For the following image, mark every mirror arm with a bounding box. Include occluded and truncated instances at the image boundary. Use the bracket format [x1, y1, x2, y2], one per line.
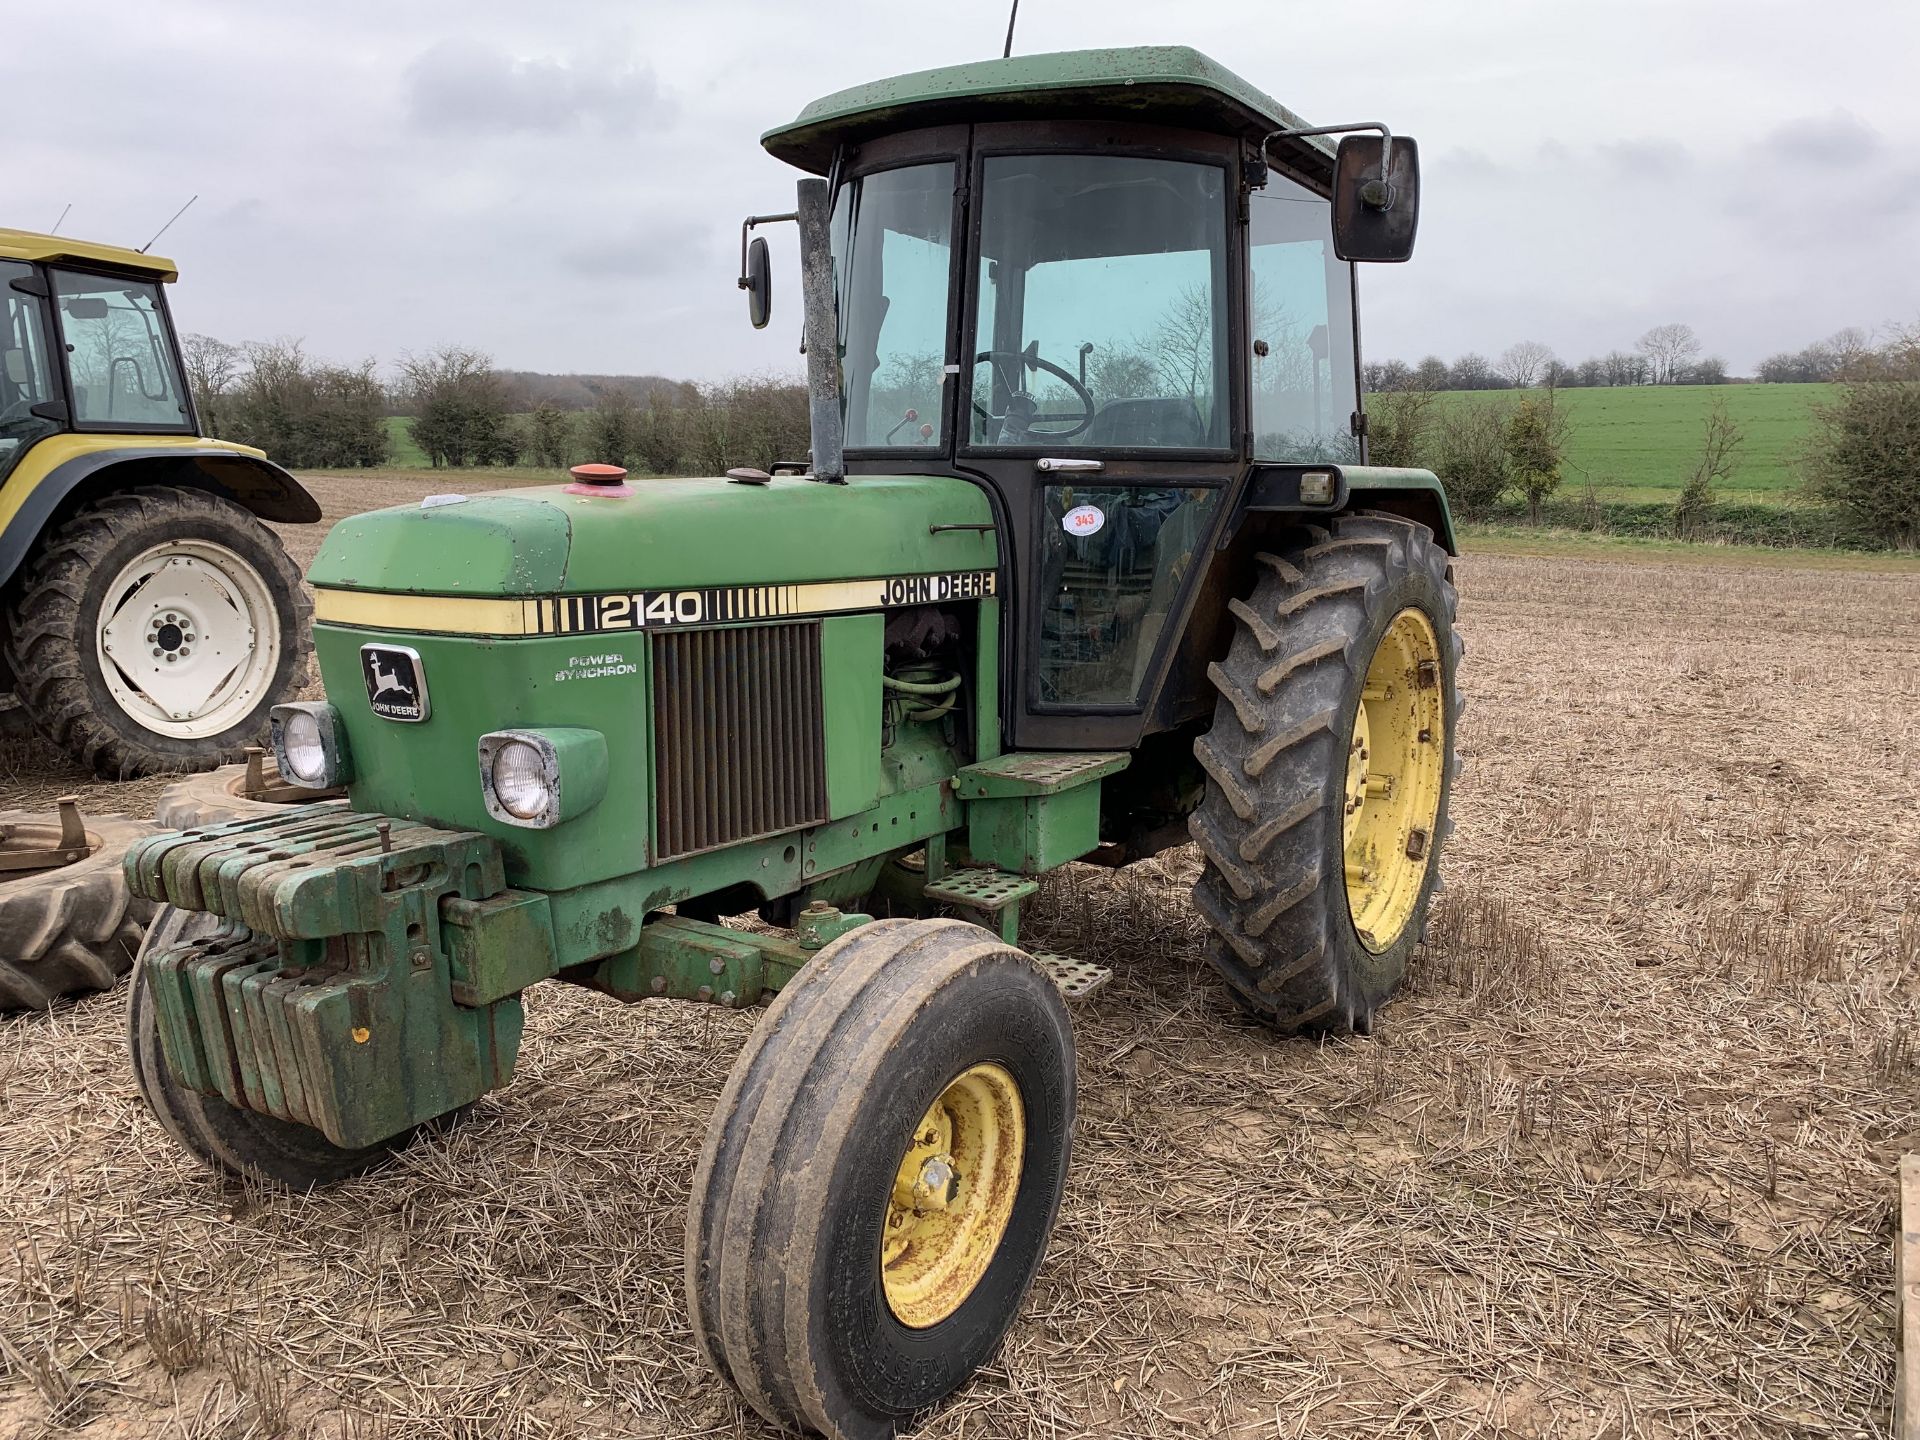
[1259, 122, 1396, 209]
[736, 211, 798, 290]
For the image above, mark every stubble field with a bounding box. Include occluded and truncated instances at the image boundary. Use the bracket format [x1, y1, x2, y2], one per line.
[2, 471, 1918, 1438]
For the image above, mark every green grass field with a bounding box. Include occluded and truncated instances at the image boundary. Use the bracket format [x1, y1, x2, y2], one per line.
[380, 383, 1833, 514]
[1444, 383, 1825, 502]
[383, 415, 430, 468]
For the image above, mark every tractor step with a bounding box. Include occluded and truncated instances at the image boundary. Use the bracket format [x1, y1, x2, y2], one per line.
[1031, 952, 1111, 1002]
[922, 866, 1038, 913]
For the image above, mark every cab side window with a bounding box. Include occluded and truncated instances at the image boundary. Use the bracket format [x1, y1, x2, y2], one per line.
[50, 270, 190, 429]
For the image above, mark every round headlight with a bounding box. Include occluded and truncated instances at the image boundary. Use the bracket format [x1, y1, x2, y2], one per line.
[280, 710, 327, 785]
[490, 740, 551, 820]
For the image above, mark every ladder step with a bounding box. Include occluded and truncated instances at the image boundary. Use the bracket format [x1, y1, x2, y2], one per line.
[922, 866, 1038, 914]
[1031, 953, 1111, 1002]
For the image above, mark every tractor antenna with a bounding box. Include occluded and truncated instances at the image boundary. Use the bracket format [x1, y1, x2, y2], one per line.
[139, 194, 198, 254]
[1002, 0, 1019, 57]
[48, 203, 71, 236]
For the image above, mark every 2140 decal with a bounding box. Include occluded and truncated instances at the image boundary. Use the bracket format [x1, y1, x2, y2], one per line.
[526, 570, 998, 636]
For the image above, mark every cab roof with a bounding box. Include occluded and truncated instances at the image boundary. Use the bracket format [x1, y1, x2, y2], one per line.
[763, 45, 1333, 181]
[0, 228, 178, 282]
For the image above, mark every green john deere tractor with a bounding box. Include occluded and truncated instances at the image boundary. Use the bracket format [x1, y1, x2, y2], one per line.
[124, 47, 1459, 1439]
[0, 229, 318, 776]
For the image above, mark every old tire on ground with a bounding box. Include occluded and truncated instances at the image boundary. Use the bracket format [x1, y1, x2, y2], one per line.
[687, 917, 1076, 1440]
[0, 810, 158, 1011]
[154, 756, 344, 830]
[127, 906, 464, 1189]
[1190, 512, 1461, 1035]
[4, 485, 311, 779]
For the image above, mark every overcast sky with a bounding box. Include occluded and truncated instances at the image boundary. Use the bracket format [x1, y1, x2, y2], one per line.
[12, 1, 1919, 380]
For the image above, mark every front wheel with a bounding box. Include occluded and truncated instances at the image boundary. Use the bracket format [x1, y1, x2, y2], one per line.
[5, 485, 311, 778]
[1190, 511, 1461, 1034]
[686, 918, 1076, 1439]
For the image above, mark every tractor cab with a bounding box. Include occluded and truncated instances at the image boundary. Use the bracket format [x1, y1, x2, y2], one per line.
[752, 47, 1428, 750]
[0, 233, 196, 484]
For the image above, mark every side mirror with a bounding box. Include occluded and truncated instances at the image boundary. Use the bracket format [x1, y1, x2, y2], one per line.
[741, 235, 772, 330]
[1332, 134, 1420, 263]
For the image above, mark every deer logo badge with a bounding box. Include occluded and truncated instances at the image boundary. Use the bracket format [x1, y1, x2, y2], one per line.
[361, 645, 429, 722]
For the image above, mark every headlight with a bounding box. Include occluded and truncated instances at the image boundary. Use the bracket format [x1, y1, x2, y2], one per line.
[477, 728, 608, 830]
[269, 703, 351, 788]
[490, 741, 550, 820]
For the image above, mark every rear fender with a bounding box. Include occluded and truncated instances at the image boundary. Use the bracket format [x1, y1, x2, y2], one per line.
[0, 442, 320, 590]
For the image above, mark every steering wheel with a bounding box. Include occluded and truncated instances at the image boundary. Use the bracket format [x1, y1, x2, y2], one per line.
[971, 342, 1097, 442]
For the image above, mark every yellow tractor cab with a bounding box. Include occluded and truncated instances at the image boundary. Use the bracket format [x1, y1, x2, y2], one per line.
[0, 229, 317, 776]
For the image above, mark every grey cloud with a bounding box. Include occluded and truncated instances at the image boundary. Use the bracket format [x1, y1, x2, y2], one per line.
[560, 216, 717, 278]
[404, 39, 664, 136]
[1763, 110, 1883, 168]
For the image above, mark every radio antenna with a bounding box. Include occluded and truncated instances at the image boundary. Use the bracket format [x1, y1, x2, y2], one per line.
[1002, 0, 1019, 57]
[139, 194, 198, 253]
[48, 203, 72, 236]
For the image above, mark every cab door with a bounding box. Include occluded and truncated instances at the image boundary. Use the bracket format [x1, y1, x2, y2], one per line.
[954, 123, 1246, 751]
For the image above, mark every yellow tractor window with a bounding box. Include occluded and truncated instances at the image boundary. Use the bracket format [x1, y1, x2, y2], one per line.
[1, 260, 62, 480]
[50, 269, 191, 431]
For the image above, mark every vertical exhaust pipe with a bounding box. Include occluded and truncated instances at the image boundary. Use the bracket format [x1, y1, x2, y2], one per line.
[795, 178, 845, 483]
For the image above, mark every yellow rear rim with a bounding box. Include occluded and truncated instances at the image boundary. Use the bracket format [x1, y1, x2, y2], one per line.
[1343, 608, 1446, 952]
[880, 1062, 1025, 1329]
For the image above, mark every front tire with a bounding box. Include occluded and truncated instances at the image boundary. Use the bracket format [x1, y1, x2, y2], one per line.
[686, 918, 1076, 1439]
[5, 486, 311, 778]
[1190, 512, 1461, 1034]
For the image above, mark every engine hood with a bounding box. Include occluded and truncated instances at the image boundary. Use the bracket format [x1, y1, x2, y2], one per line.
[309, 472, 999, 596]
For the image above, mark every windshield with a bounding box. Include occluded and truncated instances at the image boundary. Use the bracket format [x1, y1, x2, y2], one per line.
[1249, 176, 1358, 461]
[1, 261, 62, 483]
[970, 154, 1229, 451]
[51, 268, 191, 430]
[833, 162, 955, 450]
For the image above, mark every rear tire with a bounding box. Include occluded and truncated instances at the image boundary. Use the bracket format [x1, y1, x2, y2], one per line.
[686, 917, 1076, 1440]
[4, 486, 311, 779]
[0, 810, 157, 1011]
[154, 755, 343, 830]
[1190, 512, 1461, 1034]
[127, 907, 462, 1189]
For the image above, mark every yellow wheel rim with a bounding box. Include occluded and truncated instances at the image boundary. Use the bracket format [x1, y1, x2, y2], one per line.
[880, 1062, 1025, 1329]
[1343, 608, 1446, 952]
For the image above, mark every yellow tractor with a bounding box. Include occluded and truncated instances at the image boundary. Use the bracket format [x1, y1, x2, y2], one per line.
[0, 228, 316, 776]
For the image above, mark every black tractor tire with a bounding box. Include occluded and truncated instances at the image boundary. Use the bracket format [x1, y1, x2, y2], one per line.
[4, 485, 312, 779]
[1190, 512, 1461, 1035]
[0, 811, 158, 1011]
[127, 906, 465, 1189]
[154, 756, 344, 831]
[687, 917, 1076, 1440]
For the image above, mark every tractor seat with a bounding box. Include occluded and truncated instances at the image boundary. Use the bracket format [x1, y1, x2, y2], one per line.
[1086, 398, 1208, 448]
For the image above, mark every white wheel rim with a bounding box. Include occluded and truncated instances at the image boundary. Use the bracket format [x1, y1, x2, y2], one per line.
[95, 540, 282, 739]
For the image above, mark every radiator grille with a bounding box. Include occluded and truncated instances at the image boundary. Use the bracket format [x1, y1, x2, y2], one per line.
[651, 621, 828, 860]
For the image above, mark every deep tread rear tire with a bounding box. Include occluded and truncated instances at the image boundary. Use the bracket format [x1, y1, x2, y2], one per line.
[154, 759, 343, 830]
[127, 907, 464, 1189]
[3, 486, 311, 779]
[1190, 512, 1461, 1034]
[686, 917, 1076, 1440]
[0, 811, 158, 1011]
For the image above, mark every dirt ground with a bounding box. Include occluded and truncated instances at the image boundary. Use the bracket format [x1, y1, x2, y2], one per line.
[3, 472, 1918, 1438]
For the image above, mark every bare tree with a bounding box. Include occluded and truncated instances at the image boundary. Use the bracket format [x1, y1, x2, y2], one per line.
[180, 333, 243, 437]
[1497, 340, 1556, 389]
[1674, 398, 1742, 538]
[1635, 323, 1702, 385]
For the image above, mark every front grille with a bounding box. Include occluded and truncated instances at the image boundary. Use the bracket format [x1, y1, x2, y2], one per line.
[651, 621, 828, 860]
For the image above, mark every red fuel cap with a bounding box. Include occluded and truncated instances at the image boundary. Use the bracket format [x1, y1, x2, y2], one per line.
[565, 463, 634, 497]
